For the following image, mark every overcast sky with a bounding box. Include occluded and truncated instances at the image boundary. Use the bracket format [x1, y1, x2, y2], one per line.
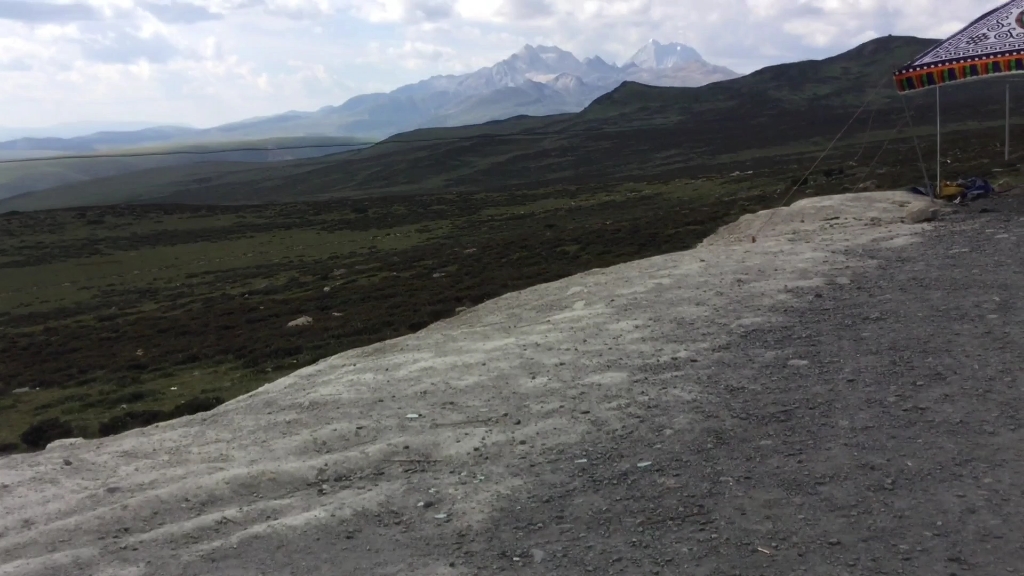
[0, 0, 992, 129]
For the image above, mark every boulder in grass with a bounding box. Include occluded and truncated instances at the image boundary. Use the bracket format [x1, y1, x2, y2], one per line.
[287, 316, 313, 328]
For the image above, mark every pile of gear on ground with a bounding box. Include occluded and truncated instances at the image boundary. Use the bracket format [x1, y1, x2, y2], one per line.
[908, 177, 998, 204]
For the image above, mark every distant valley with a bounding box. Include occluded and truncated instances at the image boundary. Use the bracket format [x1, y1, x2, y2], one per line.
[0, 137, 370, 203]
[0, 39, 736, 203]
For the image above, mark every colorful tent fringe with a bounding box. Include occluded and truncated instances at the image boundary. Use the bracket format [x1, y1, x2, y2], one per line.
[895, 0, 1024, 93]
[896, 56, 1024, 92]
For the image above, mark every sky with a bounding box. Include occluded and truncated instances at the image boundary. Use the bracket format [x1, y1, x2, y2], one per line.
[0, 0, 996, 129]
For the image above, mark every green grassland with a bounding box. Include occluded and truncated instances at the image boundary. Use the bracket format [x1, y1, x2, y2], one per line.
[0, 179, 768, 448]
[2, 126, 1021, 450]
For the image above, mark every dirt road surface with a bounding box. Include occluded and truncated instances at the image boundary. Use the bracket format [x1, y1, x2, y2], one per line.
[2, 190, 1023, 576]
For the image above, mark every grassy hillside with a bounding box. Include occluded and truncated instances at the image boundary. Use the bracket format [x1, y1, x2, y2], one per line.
[0, 136, 372, 204]
[2, 117, 1022, 451]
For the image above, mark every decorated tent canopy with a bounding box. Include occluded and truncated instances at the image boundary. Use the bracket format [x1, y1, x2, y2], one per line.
[895, 0, 1024, 93]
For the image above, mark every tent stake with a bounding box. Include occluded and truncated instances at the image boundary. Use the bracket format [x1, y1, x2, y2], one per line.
[936, 85, 941, 194]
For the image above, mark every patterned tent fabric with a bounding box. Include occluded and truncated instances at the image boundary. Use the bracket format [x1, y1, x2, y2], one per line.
[895, 0, 1024, 93]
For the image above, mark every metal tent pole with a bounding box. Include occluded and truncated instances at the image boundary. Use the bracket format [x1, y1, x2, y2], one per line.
[1007, 83, 1011, 161]
[936, 85, 941, 195]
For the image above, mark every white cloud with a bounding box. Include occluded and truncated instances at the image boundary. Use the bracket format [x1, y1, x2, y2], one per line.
[0, 0, 1000, 129]
[0, 0, 101, 23]
[351, 0, 456, 23]
[34, 23, 85, 41]
[138, 1, 224, 24]
[262, 0, 334, 19]
[288, 59, 328, 81]
[359, 39, 462, 71]
[200, 35, 221, 58]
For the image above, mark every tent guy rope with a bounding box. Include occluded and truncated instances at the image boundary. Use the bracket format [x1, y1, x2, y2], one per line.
[852, 118, 909, 193]
[896, 91, 933, 195]
[749, 76, 889, 243]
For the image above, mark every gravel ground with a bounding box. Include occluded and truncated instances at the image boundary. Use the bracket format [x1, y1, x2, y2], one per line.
[187, 192, 1024, 576]
[425, 192, 1024, 576]
[3, 191, 1023, 576]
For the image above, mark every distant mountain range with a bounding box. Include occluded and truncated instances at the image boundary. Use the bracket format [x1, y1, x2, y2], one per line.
[0, 121, 192, 142]
[0, 126, 203, 156]
[0, 40, 738, 155]
[220, 40, 739, 138]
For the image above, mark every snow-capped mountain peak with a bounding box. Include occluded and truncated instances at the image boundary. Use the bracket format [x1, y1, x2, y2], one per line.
[582, 55, 619, 76]
[627, 40, 705, 69]
[192, 40, 740, 142]
[508, 44, 584, 77]
[440, 39, 733, 112]
[545, 72, 588, 93]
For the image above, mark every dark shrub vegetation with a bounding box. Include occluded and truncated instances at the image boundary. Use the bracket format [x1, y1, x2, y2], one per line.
[20, 417, 76, 449]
